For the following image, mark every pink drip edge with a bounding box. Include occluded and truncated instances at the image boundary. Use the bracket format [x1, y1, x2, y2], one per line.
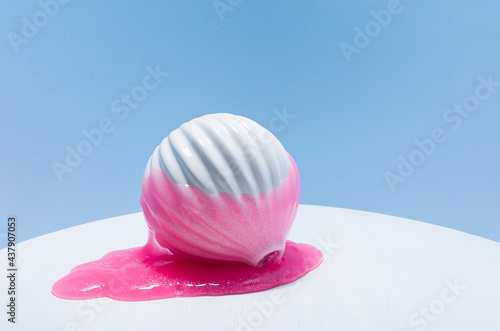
[140, 153, 302, 266]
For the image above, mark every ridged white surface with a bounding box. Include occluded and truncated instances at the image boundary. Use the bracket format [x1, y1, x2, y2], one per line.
[146, 113, 290, 195]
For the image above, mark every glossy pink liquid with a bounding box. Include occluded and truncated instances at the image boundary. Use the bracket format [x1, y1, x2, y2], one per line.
[140, 155, 301, 267]
[52, 155, 323, 301]
[52, 239, 322, 301]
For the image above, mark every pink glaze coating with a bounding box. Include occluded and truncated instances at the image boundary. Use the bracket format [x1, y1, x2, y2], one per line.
[52, 240, 322, 301]
[52, 117, 324, 301]
[140, 154, 300, 267]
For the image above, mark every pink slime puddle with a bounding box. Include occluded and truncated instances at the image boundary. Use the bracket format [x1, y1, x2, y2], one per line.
[52, 240, 322, 301]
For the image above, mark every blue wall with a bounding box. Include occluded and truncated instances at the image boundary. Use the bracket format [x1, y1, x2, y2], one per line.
[1, 0, 499, 246]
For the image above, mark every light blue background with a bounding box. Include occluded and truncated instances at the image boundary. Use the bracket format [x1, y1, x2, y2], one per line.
[1, 0, 499, 247]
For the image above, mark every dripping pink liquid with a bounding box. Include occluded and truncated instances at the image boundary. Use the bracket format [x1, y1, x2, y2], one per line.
[52, 239, 322, 301]
[52, 156, 323, 301]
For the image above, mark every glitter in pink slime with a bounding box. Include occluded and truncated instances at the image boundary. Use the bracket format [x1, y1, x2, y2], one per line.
[52, 114, 323, 301]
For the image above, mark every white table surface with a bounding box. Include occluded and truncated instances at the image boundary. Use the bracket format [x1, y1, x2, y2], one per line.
[1, 205, 499, 331]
